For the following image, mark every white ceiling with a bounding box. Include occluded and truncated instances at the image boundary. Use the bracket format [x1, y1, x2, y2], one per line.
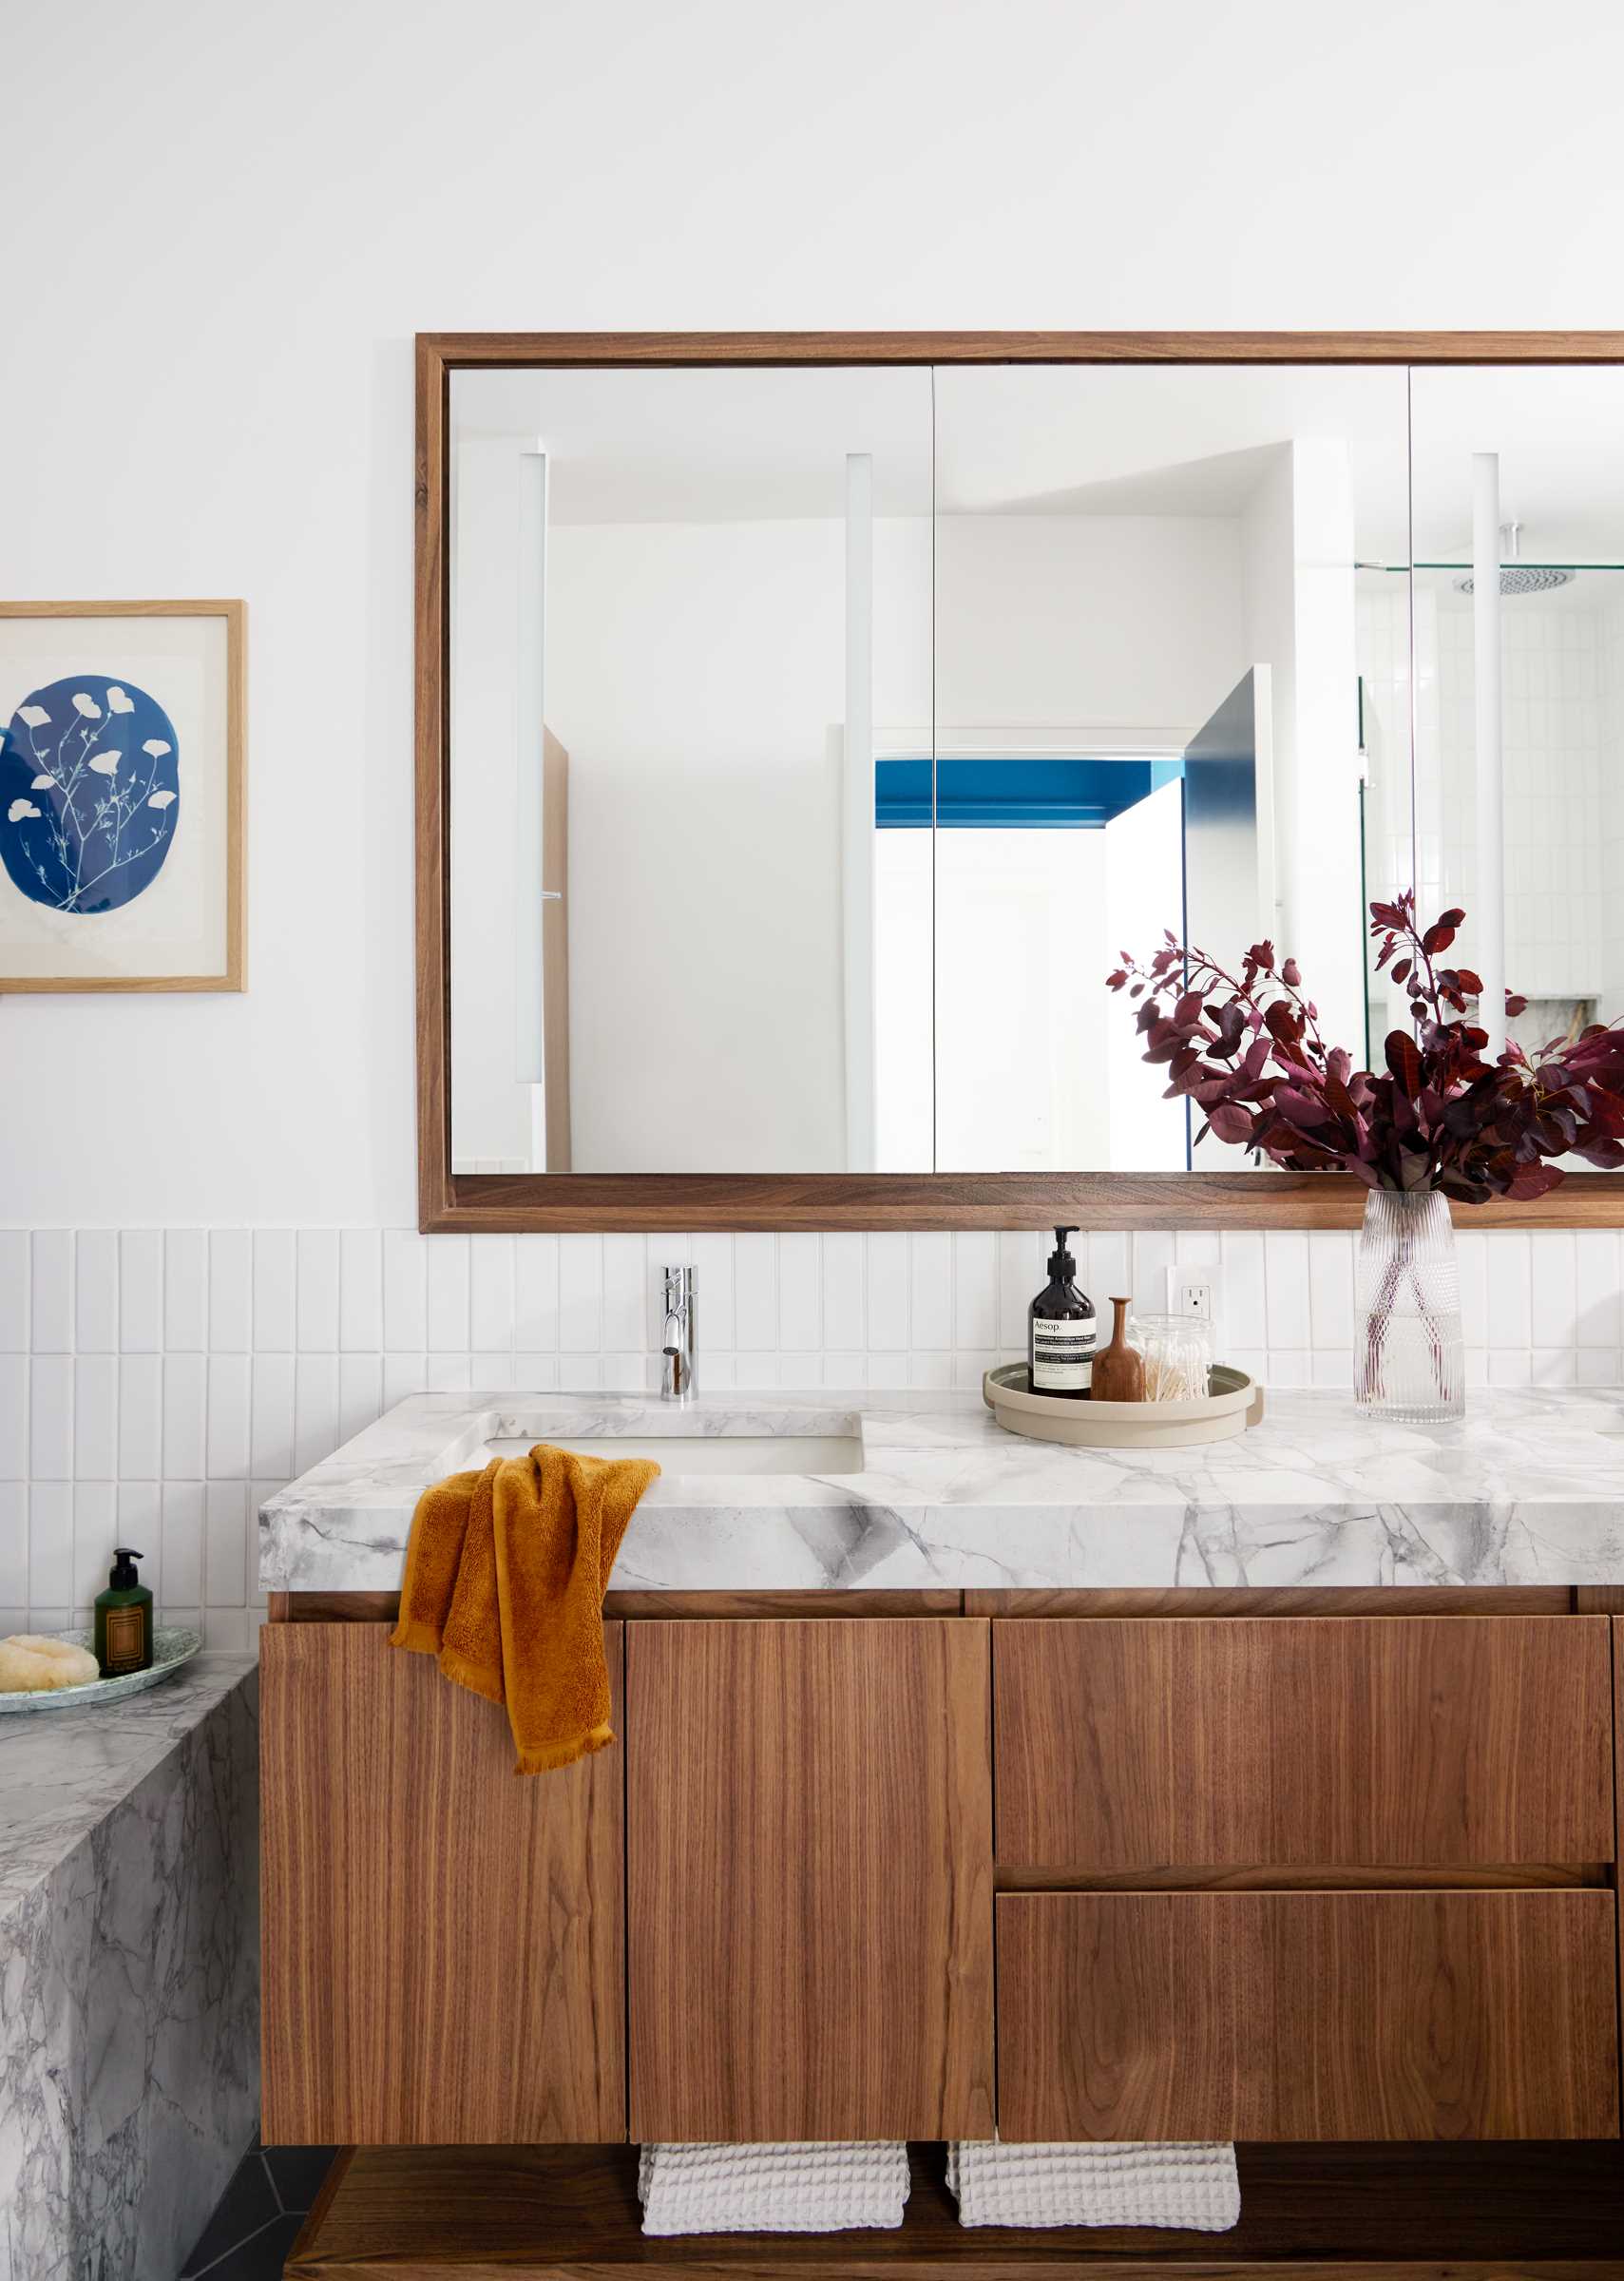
[452, 362, 1624, 565]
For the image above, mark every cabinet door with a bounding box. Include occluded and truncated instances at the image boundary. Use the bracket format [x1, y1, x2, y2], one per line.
[998, 1890, 1619, 2142]
[995, 1617, 1614, 1871]
[261, 1622, 625, 2144]
[626, 1619, 994, 2141]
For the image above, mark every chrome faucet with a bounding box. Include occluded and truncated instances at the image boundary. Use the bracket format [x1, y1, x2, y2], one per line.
[660, 1265, 697, 1404]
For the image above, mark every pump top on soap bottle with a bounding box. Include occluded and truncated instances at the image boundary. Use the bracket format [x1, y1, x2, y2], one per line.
[95, 1547, 154, 1677]
[1027, 1226, 1098, 1400]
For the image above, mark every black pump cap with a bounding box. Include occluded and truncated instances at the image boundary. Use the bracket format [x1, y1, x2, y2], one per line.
[109, 1547, 144, 1589]
[1047, 1226, 1079, 1277]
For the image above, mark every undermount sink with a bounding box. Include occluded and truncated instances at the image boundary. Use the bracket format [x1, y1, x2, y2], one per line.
[481, 1432, 865, 1475]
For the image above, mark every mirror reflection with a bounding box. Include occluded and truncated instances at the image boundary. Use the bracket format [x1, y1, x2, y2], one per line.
[448, 362, 1415, 1177]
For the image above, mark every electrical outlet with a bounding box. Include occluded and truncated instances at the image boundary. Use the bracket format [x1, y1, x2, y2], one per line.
[1166, 1263, 1223, 1338]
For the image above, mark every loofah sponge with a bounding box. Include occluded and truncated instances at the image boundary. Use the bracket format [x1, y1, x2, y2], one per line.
[0, 1634, 101, 1692]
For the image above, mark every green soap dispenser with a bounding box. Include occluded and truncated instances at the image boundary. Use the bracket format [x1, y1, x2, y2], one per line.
[95, 1547, 154, 1677]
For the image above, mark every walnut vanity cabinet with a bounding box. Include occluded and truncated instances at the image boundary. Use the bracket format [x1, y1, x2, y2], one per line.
[623, 1617, 996, 2143]
[260, 1621, 626, 2144]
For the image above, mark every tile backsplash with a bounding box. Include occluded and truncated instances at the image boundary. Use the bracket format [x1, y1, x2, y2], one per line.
[1, 1223, 1619, 1641]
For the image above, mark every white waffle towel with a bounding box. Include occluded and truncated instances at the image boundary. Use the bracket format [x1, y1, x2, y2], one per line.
[638, 2142, 910, 2235]
[946, 2141, 1240, 2231]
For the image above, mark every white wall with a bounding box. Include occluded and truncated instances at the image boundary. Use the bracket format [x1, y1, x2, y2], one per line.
[10, 0, 1624, 1626]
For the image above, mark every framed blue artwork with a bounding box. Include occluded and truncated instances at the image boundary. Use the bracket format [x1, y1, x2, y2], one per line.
[0, 602, 244, 989]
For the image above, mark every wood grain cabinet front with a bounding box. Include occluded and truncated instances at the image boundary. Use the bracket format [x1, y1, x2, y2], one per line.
[624, 1618, 996, 2143]
[998, 1889, 1621, 2142]
[994, 1616, 1616, 1872]
[260, 1621, 626, 2145]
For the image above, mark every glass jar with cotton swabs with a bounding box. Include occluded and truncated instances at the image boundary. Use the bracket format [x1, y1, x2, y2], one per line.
[1128, 1312, 1214, 1403]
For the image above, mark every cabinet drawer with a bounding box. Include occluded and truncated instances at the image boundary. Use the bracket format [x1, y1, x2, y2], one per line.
[997, 1890, 1620, 2142]
[994, 1616, 1614, 1871]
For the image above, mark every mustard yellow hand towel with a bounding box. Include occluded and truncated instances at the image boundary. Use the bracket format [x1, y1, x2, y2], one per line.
[391, 1445, 659, 1773]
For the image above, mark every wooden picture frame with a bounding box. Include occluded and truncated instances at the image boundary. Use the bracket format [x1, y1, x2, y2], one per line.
[0, 599, 244, 992]
[416, 333, 1624, 1231]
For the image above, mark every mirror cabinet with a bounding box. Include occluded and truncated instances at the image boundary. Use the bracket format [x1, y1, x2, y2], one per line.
[416, 334, 1624, 1229]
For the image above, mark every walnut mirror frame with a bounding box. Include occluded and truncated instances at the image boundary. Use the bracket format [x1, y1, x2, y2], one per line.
[416, 330, 1624, 1232]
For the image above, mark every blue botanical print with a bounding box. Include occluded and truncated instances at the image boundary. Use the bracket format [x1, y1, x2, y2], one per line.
[0, 674, 180, 913]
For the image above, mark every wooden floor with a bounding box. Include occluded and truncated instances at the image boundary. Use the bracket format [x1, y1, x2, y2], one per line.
[284, 2141, 1624, 2277]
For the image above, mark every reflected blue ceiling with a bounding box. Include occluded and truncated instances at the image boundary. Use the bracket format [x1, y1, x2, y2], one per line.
[875, 756, 1183, 829]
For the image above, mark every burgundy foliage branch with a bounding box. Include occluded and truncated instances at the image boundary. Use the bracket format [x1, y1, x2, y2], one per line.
[1106, 892, 1624, 1201]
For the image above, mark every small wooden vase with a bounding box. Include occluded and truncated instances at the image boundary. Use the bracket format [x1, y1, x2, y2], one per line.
[1090, 1296, 1145, 1403]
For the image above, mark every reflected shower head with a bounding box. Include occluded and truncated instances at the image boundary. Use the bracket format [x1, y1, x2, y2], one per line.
[1453, 520, 1576, 597]
[1454, 563, 1576, 596]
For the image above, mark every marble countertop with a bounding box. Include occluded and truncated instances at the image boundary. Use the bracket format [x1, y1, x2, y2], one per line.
[0, 1654, 257, 1927]
[258, 1385, 1624, 1597]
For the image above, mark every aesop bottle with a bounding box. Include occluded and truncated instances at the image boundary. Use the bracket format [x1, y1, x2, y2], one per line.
[1028, 1226, 1097, 1398]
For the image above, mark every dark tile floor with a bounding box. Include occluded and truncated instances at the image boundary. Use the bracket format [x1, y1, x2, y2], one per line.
[180, 2132, 336, 2278]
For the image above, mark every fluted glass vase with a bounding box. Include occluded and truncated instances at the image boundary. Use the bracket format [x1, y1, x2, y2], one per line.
[1354, 1189, 1465, 1423]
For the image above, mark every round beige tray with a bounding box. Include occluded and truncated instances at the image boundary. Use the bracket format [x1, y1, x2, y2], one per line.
[983, 1362, 1264, 1448]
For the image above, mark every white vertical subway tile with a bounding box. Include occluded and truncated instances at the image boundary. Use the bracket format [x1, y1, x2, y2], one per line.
[339, 1228, 383, 1351]
[908, 1351, 953, 1390]
[164, 1230, 209, 1351]
[338, 1352, 383, 1439]
[469, 1236, 517, 1351]
[73, 1355, 117, 1478]
[206, 1353, 251, 1478]
[251, 1352, 296, 1479]
[865, 1235, 908, 1351]
[383, 1353, 430, 1408]
[1310, 1348, 1354, 1390]
[294, 1353, 341, 1475]
[1528, 1231, 1576, 1351]
[162, 1354, 205, 1479]
[908, 1236, 951, 1351]
[1221, 1233, 1267, 1349]
[427, 1352, 473, 1393]
[1530, 1347, 1577, 1388]
[821, 1235, 865, 1351]
[117, 1354, 162, 1479]
[206, 1231, 251, 1351]
[1308, 1233, 1355, 1351]
[821, 1352, 866, 1387]
[512, 1351, 559, 1391]
[1576, 1347, 1623, 1387]
[73, 1483, 116, 1606]
[30, 1231, 72, 1352]
[296, 1228, 342, 1351]
[252, 1230, 296, 1351]
[952, 1350, 1001, 1391]
[1266, 1349, 1312, 1390]
[1455, 1228, 1489, 1339]
[734, 1236, 776, 1352]
[1488, 1348, 1534, 1387]
[602, 1351, 646, 1394]
[1264, 1233, 1311, 1350]
[1131, 1232, 1175, 1318]
[162, 1482, 204, 1604]
[424, 1240, 469, 1341]
[471, 1350, 515, 1390]
[204, 1481, 246, 1604]
[1174, 1229, 1223, 1267]
[0, 1232, 29, 1351]
[512, 1236, 559, 1351]
[687, 1234, 735, 1352]
[117, 1483, 161, 1603]
[1087, 1233, 1130, 1309]
[118, 1230, 163, 1353]
[998, 1232, 1044, 1348]
[953, 1234, 997, 1350]
[0, 1481, 26, 1607]
[73, 1232, 118, 1352]
[29, 1482, 73, 1607]
[381, 1229, 428, 1351]
[1575, 1230, 1621, 1348]
[778, 1236, 821, 1352]
[1485, 1231, 1533, 1349]
[29, 1355, 72, 1481]
[0, 1356, 25, 1479]
[601, 1236, 645, 1351]
[558, 1236, 603, 1351]
[204, 1609, 251, 1650]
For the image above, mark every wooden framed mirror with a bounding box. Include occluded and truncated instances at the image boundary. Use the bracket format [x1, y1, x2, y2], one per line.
[416, 331, 1624, 1230]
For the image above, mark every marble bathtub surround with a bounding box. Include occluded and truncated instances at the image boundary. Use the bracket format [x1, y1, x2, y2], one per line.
[0, 1655, 259, 2281]
[261, 1385, 1624, 1596]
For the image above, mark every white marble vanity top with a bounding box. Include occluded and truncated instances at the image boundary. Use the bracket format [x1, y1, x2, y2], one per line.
[258, 1385, 1624, 1596]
